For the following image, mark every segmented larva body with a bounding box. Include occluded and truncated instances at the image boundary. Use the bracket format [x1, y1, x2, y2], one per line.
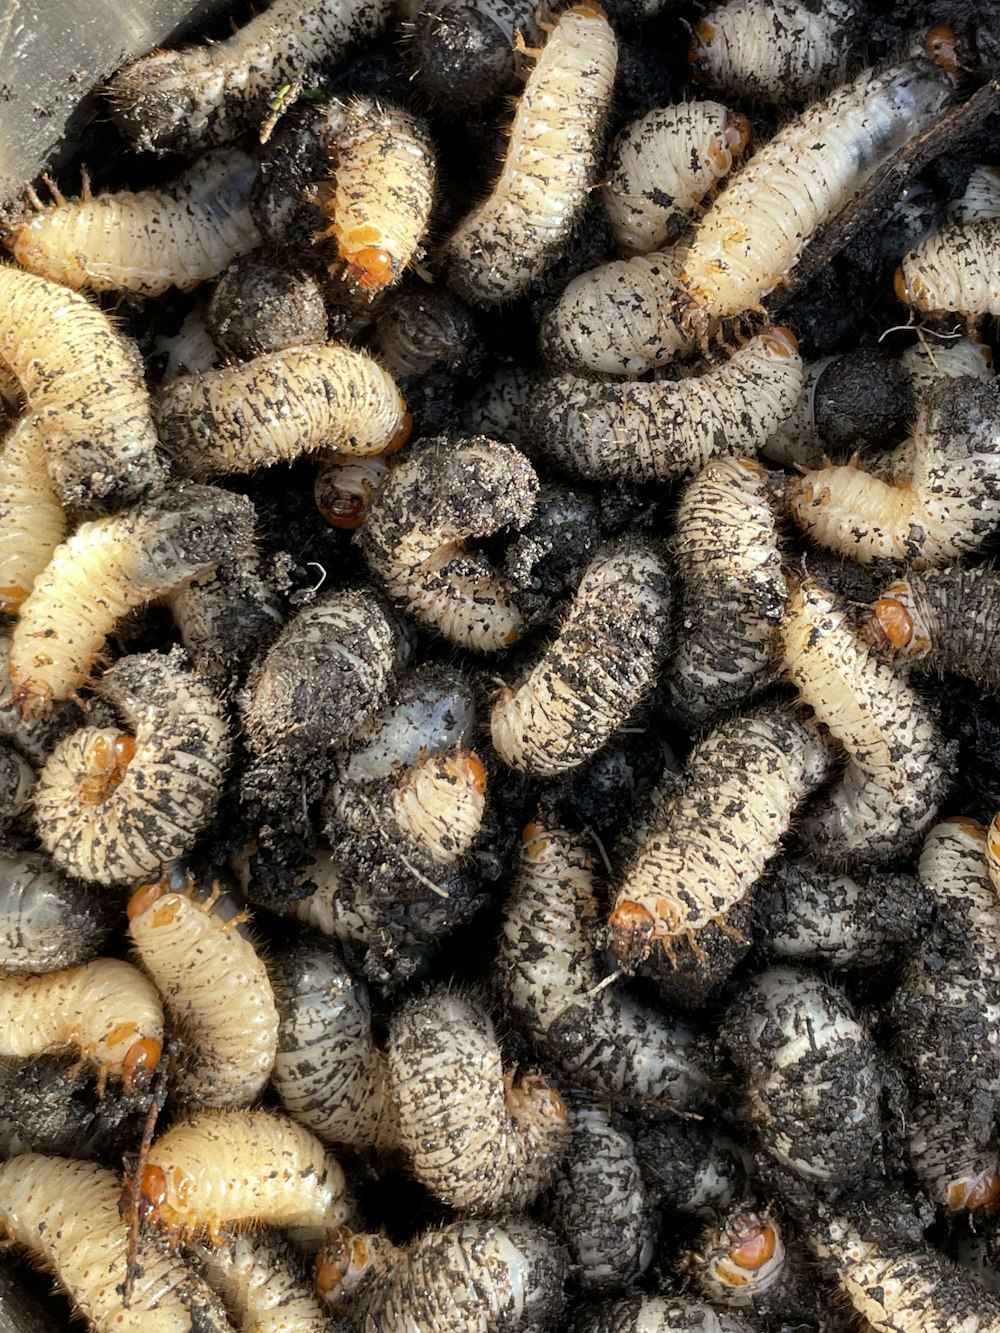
[6, 151, 262, 296]
[0, 850, 110, 972]
[153, 303, 220, 381]
[313, 98, 436, 297]
[382, 746, 487, 861]
[0, 958, 162, 1093]
[441, 3, 618, 306]
[491, 538, 671, 777]
[691, 1205, 787, 1309]
[139, 1110, 351, 1241]
[680, 52, 956, 320]
[577, 1296, 756, 1333]
[33, 649, 232, 885]
[127, 874, 278, 1109]
[667, 457, 786, 722]
[951, 165, 1000, 224]
[896, 217, 1000, 317]
[780, 580, 949, 863]
[461, 365, 533, 446]
[386, 989, 569, 1214]
[107, 0, 393, 154]
[526, 328, 802, 483]
[360, 435, 538, 650]
[501, 818, 713, 1112]
[688, 0, 855, 103]
[633, 1119, 745, 1220]
[9, 482, 255, 716]
[601, 101, 749, 255]
[207, 256, 328, 363]
[191, 1234, 330, 1333]
[0, 1155, 232, 1333]
[315, 453, 389, 530]
[0, 265, 164, 509]
[539, 246, 693, 376]
[609, 704, 833, 968]
[0, 420, 66, 615]
[156, 342, 409, 479]
[0, 740, 33, 827]
[898, 335, 994, 400]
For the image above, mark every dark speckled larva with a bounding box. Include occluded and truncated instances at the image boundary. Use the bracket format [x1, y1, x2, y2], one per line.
[207, 256, 329, 362]
[0, 851, 111, 973]
[402, 0, 540, 108]
[576, 1296, 757, 1333]
[0, 421, 66, 617]
[632, 1119, 745, 1220]
[490, 537, 672, 777]
[896, 216, 1000, 318]
[191, 1234, 330, 1333]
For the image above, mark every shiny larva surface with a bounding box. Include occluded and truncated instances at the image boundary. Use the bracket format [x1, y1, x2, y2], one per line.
[191, 1233, 331, 1333]
[0, 419, 66, 616]
[0, 850, 111, 972]
[897, 216, 1000, 317]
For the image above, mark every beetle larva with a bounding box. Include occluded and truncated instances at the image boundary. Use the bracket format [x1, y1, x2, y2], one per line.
[780, 579, 950, 863]
[688, 0, 855, 103]
[576, 1296, 757, 1333]
[0, 265, 164, 509]
[680, 48, 956, 321]
[360, 435, 538, 650]
[601, 102, 749, 255]
[633, 1119, 745, 1220]
[666, 457, 786, 722]
[402, 0, 540, 108]
[440, 3, 618, 305]
[9, 482, 255, 716]
[107, 0, 393, 154]
[524, 327, 802, 484]
[315, 453, 390, 530]
[546, 1093, 655, 1291]
[207, 255, 328, 361]
[0, 1155, 233, 1333]
[501, 816, 713, 1112]
[191, 1234, 330, 1333]
[689, 1204, 787, 1309]
[0, 741, 33, 829]
[0, 958, 162, 1094]
[386, 988, 569, 1213]
[139, 1109, 351, 1243]
[898, 334, 994, 400]
[6, 151, 262, 296]
[0, 850, 111, 973]
[0, 420, 66, 615]
[491, 538, 671, 777]
[374, 286, 484, 384]
[153, 303, 220, 382]
[460, 365, 533, 446]
[33, 649, 232, 885]
[609, 704, 833, 968]
[155, 342, 410, 480]
[127, 872, 278, 1109]
[896, 216, 1000, 318]
[951, 165, 1000, 225]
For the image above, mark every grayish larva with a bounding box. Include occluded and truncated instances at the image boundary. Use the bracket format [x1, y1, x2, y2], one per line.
[896, 216, 1000, 317]
[897, 334, 994, 400]
[441, 3, 618, 305]
[207, 256, 328, 362]
[601, 101, 748, 255]
[0, 419, 66, 616]
[666, 456, 786, 722]
[0, 741, 34, 829]
[190, 1234, 331, 1333]
[633, 1119, 745, 1220]
[690, 1203, 787, 1309]
[374, 285, 484, 382]
[460, 365, 533, 446]
[107, 0, 392, 154]
[0, 850, 111, 973]
[576, 1296, 756, 1333]
[33, 649, 232, 885]
[780, 579, 950, 863]
[524, 328, 802, 483]
[490, 537, 672, 777]
[360, 435, 538, 650]
[951, 164, 1000, 224]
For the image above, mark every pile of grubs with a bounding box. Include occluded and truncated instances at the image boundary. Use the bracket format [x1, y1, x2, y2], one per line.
[5, 0, 1000, 1326]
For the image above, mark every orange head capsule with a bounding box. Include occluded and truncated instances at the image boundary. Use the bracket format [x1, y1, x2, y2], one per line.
[609, 900, 656, 966]
[688, 19, 716, 78]
[945, 814, 987, 838]
[567, 1, 608, 19]
[345, 246, 398, 297]
[728, 1222, 778, 1271]
[767, 326, 798, 357]
[521, 819, 550, 858]
[925, 23, 959, 70]
[947, 1168, 1000, 1218]
[870, 597, 914, 651]
[895, 266, 931, 308]
[385, 409, 412, 456]
[0, 583, 29, 614]
[454, 747, 488, 796]
[725, 112, 752, 159]
[317, 491, 367, 529]
[127, 875, 172, 920]
[137, 1163, 169, 1222]
[121, 1036, 162, 1091]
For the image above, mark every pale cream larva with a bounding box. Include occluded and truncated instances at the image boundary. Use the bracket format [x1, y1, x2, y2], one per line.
[441, 3, 618, 305]
[898, 334, 994, 401]
[525, 327, 802, 483]
[190, 1234, 331, 1333]
[576, 1296, 758, 1333]
[950, 165, 1000, 224]
[5, 150, 262, 296]
[896, 217, 1000, 318]
[0, 419, 66, 615]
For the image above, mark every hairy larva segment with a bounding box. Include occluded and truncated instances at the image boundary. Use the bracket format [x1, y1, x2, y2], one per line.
[6, 151, 262, 296]
[680, 54, 956, 320]
[33, 649, 232, 885]
[601, 101, 747, 256]
[386, 989, 569, 1214]
[0, 265, 164, 509]
[156, 342, 409, 479]
[0, 1155, 233, 1333]
[896, 217, 1000, 317]
[633, 1120, 745, 1220]
[107, 0, 392, 154]
[780, 580, 950, 863]
[0, 420, 65, 614]
[609, 704, 833, 967]
[441, 4, 618, 306]
[525, 328, 802, 483]
[491, 538, 671, 776]
[0, 850, 111, 973]
[360, 435, 538, 650]
[191, 1234, 330, 1333]
[871, 567, 1000, 693]
[577, 1296, 757, 1333]
[10, 482, 255, 714]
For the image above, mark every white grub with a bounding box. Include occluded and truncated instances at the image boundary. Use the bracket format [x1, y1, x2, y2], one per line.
[780, 579, 950, 863]
[632, 1119, 746, 1220]
[0, 741, 34, 827]
[0, 1155, 232, 1333]
[500, 816, 712, 1112]
[153, 303, 220, 381]
[315, 452, 390, 531]
[0, 265, 164, 509]
[787, 379, 1000, 568]
[190, 1233, 330, 1333]
[666, 456, 786, 722]
[441, 3, 618, 305]
[602, 101, 748, 256]
[0, 850, 111, 973]
[10, 482, 255, 716]
[688, 0, 855, 103]
[576, 1295, 757, 1333]
[386, 988, 569, 1213]
[460, 365, 534, 446]
[155, 342, 410, 480]
[107, 0, 393, 154]
[689, 1203, 787, 1309]
[608, 704, 833, 969]
[896, 216, 1000, 317]
[950, 165, 1000, 224]
[33, 649, 231, 885]
[0, 958, 163, 1093]
[0, 419, 66, 616]
[898, 334, 994, 400]
[6, 151, 261, 296]
[525, 327, 802, 483]
[680, 50, 956, 321]
[721, 966, 886, 1186]
[758, 354, 835, 469]
[490, 537, 672, 777]
[360, 435, 538, 650]
[127, 872, 278, 1109]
